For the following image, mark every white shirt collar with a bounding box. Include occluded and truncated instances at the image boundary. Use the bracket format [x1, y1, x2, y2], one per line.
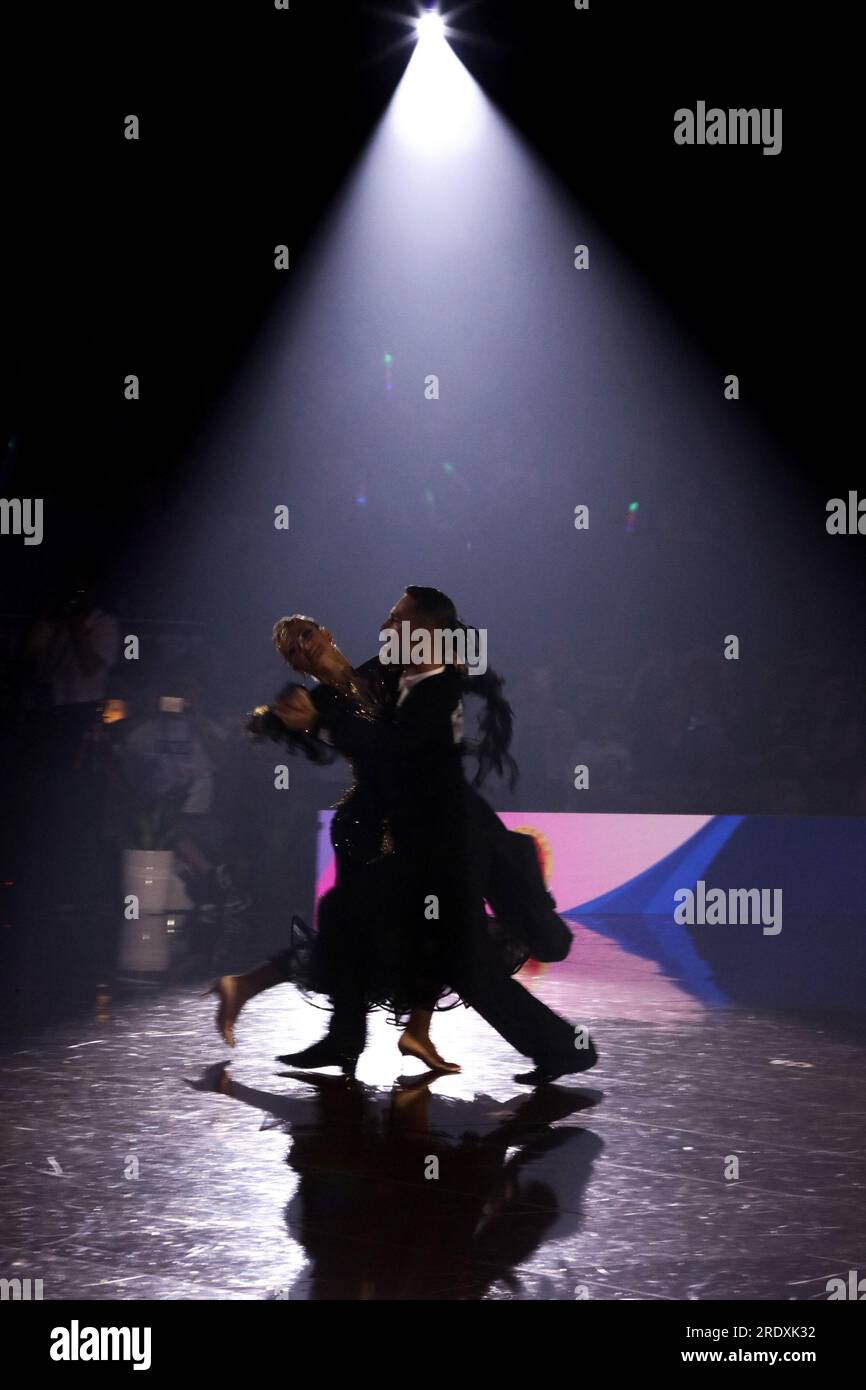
[397, 666, 445, 707]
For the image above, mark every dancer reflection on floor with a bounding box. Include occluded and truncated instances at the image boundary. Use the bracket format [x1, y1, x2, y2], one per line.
[189, 1059, 602, 1300]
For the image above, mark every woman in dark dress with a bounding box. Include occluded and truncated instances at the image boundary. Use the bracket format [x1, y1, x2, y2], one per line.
[211, 614, 467, 1072]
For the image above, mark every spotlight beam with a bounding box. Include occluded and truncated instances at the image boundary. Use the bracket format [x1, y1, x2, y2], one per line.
[416, 12, 446, 45]
[360, 3, 497, 73]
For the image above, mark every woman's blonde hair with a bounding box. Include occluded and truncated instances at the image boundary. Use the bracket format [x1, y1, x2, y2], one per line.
[272, 614, 319, 648]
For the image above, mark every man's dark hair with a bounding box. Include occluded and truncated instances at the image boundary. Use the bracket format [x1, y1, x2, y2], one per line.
[404, 585, 518, 790]
[405, 585, 458, 628]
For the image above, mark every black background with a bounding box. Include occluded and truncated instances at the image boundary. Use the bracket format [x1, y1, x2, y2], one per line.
[3, 1, 850, 529]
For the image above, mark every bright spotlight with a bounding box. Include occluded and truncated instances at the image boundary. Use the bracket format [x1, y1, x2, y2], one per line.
[394, 12, 482, 157]
[416, 11, 446, 45]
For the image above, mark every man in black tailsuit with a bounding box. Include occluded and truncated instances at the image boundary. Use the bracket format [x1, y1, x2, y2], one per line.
[282, 585, 598, 1085]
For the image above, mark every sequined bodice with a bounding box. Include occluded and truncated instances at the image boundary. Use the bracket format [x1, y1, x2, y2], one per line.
[327, 679, 394, 881]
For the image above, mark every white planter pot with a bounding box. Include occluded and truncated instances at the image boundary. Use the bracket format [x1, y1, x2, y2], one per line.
[118, 850, 192, 973]
[122, 849, 192, 914]
[117, 914, 170, 974]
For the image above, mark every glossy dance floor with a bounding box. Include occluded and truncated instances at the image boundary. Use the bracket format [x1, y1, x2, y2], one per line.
[3, 925, 865, 1301]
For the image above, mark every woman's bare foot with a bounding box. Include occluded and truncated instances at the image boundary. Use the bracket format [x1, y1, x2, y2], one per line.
[205, 959, 286, 1047]
[397, 1030, 461, 1074]
[205, 976, 247, 1047]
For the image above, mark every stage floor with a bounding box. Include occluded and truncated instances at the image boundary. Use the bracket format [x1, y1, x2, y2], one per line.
[2, 932, 865, 1301]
